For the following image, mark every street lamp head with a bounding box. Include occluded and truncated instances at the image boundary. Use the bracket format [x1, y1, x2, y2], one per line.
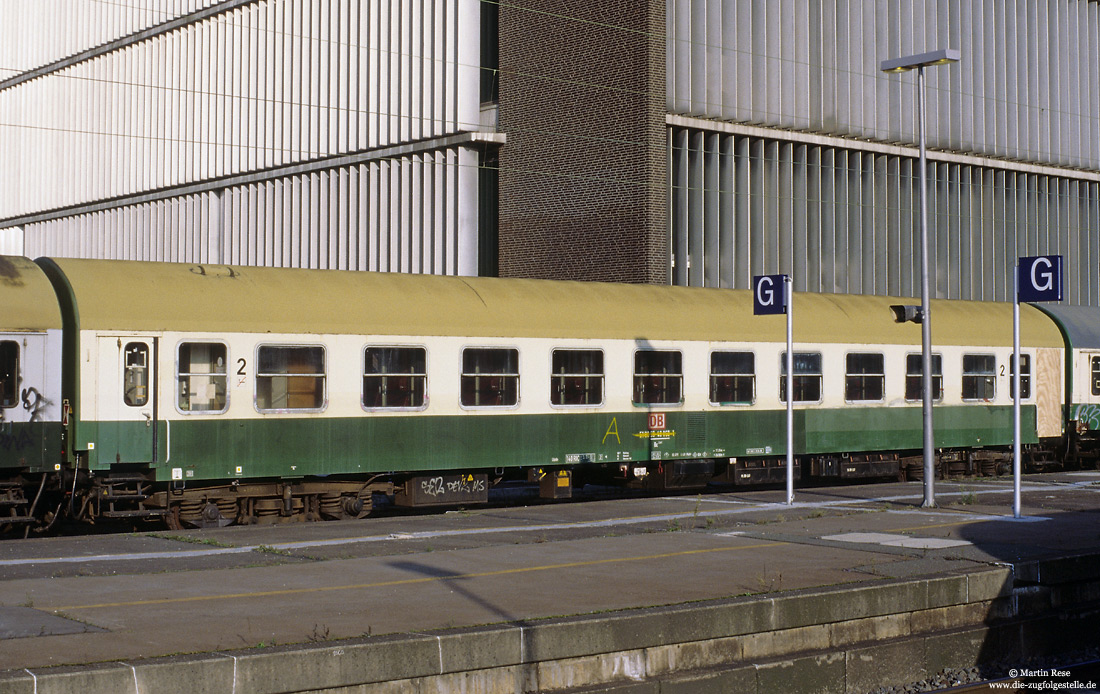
[880, 48, 960, 73]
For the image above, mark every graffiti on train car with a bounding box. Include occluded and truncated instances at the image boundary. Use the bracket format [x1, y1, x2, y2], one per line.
[1071, 404, 1100, 431]
[0, 427, 33, 451]
[21, 386, 50, 422]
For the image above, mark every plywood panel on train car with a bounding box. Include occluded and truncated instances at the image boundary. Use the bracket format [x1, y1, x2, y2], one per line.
[1036, 347, 1063, 439]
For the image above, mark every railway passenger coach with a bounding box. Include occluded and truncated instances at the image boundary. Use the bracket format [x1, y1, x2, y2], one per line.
[1036, 305, 1100, 469]
[0, 257, 63, 526]
[0, 255, 1093, 531]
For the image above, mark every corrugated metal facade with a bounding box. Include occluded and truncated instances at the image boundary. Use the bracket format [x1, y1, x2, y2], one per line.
[670, 127, 1100, 305]
[667, 0, 1100, 168]
[0, 0, 484, 274]
[23, 148, 477, 273]
[0, 1, 223, 77]
[667, 0, 1100, 305]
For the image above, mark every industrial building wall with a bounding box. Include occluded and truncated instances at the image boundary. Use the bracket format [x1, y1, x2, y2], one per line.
[667, 0, 1100, 168]
[496, 0, 668, 284]
[666, 0, 1100, 306]
[669, 127, 1100, 306]
[22, 147, 477, 273]
[0, 0, 486, 274]
[0, 1, 224, 78]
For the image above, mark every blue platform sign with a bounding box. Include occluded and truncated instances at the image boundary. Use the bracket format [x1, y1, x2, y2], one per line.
[1017, 255, 1063, 303]
[753, 274, 788, 315]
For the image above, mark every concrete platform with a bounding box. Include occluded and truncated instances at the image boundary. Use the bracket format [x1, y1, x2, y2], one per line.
[2, 473, 1100, 693]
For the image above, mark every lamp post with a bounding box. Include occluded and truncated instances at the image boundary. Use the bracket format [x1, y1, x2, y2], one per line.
[880, 48, 960, 509]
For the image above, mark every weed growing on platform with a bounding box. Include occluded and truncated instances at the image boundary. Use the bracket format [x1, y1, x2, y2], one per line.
[254, 544, 293, 556]
[149, 533, 233, 547]
[240, 635, 278, 649]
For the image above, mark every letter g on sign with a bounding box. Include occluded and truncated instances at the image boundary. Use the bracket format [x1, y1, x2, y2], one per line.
[1017, 255, 1063, 303]
[753, 274, 788, 315]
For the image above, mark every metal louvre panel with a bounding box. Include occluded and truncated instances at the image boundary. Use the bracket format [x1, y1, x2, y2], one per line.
[0, 0, 221, 75]
[21, 147, 474, 275]
[669, 125, 1100, 306]
[665, 0, 1100, 170]
[0, 0, 478, 220]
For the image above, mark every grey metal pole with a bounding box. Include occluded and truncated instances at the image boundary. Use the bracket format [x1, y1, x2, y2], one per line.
[917, 65, 936, 508]
[1013, 267, 1022, 518]
[786, 276, 794, 506]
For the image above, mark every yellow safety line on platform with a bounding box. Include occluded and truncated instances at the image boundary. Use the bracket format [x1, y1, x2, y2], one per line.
[48, 541, 785, 613]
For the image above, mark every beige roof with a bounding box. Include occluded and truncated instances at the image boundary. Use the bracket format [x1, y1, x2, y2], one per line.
[40, 257, 1064, 348]
[0, 256, 63, 331]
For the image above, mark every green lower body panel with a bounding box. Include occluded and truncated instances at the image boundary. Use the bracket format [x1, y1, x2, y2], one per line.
[0, 421, 63, 473]
[1069, 403, 1100, 431]
[79, 405, 1037, 483]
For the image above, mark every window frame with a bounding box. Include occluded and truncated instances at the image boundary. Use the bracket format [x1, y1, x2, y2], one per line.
[549, 348, 605, 408]
[460, 346, 520, 409]
[0, 340, 18, 410]
[961, 353, 997, 402]
[844, 352, 886, 403]
[175, 340, 230, 415]
[1009, 352, 1032, 400]
[779, 351, 823, 404]
[904, 352, 944, 402]
[1091, 355, 1100, 397]
[123, 341, 150, 407]
[632, 349, 684, 406]
[254, 343, 328, 413]
[709, 350, 756, 406]
[362, 344, 429, 412]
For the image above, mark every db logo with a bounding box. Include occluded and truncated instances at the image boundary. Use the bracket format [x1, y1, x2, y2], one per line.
[648, 413, 666, 430]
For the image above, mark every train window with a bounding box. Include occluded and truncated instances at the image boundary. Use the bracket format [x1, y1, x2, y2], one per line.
[256, 345, 326, 411]
[780, 352, 822, 403]
[633, 350, 683, 405]
[363, 346, 427, 409]
[461, 348, 519, 407]
[0, 340, 16, 409]
[962, 354, 996, 401]
[1010, 354, 1031, 400]
[905, 354, 943, 401]
[1092, 357, 1100, 396]
[845, 353, 884, 402]
[551, 349, 604, 407]
[123, 342, 149, 407]
[177, 342, 228, 413]
[710, 351, 754, 405]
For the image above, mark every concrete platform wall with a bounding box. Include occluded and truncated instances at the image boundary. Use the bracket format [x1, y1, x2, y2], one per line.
[5, 556, 1100, 694]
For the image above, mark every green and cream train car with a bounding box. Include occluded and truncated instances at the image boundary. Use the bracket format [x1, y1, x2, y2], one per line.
[1035, 304, 1100, 468]
[0, 257, 64, 527]
[0, 256, 1084, 529]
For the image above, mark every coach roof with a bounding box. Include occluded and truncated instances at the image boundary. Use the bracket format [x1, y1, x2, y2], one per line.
[0, 256, 63, 331]
[36, 257, 1063, 348]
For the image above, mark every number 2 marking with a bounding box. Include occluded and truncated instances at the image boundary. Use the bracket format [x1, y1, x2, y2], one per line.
[237, 358, 247, 376]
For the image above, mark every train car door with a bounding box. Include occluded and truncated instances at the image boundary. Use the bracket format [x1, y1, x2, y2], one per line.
[96, 337, 157, 464]
[1089, 354, 1100, 403]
